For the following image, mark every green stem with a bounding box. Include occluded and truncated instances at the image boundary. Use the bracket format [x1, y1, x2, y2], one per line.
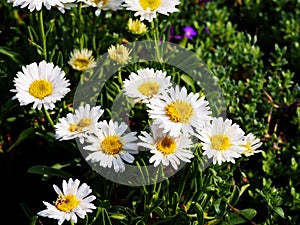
[151, 19, 162, 63]
[39, 10, 47, 60]
[70, 219, 75, 225]
[43, 106, 55, 129]
[78, 2, 84, 49]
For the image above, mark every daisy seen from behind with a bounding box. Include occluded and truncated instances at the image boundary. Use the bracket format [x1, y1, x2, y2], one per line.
[197, 117, 247, 165]
[123, 0, 181, 22]
[147, 85, 212, 137]
[68, 49, 97, 71]
[123, 68, 172, 103]
[83, 120, 138, 173]
[12, 0, 75, 12]
[139, 124, 194, 170]
[37, 178, 96, 225]
[242, 133, 263, 156]
[80, 0, 123, 16]
[55, 104, 104, 144]
[11, 60, 70, 110]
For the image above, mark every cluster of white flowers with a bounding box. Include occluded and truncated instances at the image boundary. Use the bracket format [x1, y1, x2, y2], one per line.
[42, 67, 261, 174]
[10, 61, 262, 174]
[9, 0, 181, 22]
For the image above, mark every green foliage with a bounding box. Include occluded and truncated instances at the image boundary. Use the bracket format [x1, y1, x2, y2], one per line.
[0, 0, 299, 225]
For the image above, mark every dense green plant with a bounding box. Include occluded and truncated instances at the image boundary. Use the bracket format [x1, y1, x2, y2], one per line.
[0, 1, 299, 225]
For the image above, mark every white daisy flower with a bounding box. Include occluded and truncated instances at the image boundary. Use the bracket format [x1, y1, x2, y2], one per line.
[123, 0, 180, 22]
[10, 60, 70, 110]
[147, 85, 211, 137]
[197, 117, 247, 165]
[123, 68, 172, 103]
[12, 0, 75, 12]
[80, 0, 123, 16]
[68, 49, 97, 71]
[139, 124, 194, 170]
[83, 120, 138, 173]
[37, 178, 96, 225]
[107, 44, 131, 64]
[55, 104, 104, 144]
[242, 133, 263, 156]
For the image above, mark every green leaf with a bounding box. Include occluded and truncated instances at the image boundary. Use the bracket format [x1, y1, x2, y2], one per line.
[273, 207, 285, 218]
[193, 202, 204, 225]
[213, 198, 227, 216]
[110, 213, 126, 220]
[20, 202, 33, 219]
[28, 165, 72, 179]
[228, 186, 240, 206]
[0, 46, 20, 63]
[181, 74, 195, 89]
[239, 184, 250, 197]
[30, 216, 38, 225]
[153, 206, 165, 218]
[7, 128, 37, 152]
[228, 208, 257, 225]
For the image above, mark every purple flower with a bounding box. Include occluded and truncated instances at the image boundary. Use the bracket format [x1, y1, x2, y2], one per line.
[183, 26, 197, 40]
[203, 26, 210, 34]
[169, 26, 182, 40]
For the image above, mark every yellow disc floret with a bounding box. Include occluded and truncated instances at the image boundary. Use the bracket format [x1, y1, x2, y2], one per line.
[138, 81, 160, 97]
[165, 100, 194, 123]
[29, 80, 53, 99]
[69, 118, 92, 132]
[139, 0, 161, 11]
[101, 135, 123, 155]
[156, 137, 176, 155]
[73, 58, 90, 71]
[210, 134, 231, 151]
[55, 194, 81, 212]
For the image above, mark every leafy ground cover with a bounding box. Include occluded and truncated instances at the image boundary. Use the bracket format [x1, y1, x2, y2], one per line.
[0, 0, 299, 224]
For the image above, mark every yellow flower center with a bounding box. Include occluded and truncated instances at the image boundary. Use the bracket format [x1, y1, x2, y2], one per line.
[29, 80, 53, 99]
[210, 134, 231, 151]
[92, 0, 108, 6]
[156, 137, 177, 155]
[242, 143, 252, 154]
[55, 194, 81, 212]
[165, 101, 194, 123]
[69, 118, 92, 132]
[139, 0, 161, 11]
[73, 58, 90, 71]
[101, 135, 123, 155]
[138, 81, 160, 97]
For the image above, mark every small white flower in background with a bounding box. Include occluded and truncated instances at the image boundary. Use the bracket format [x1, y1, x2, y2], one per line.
[12, 0, 75, 12]
[127, 18, 148, 35]
[242, 133, 263, 156]
[147, 85, 212, 137]
[83, 120, 138, 173]
[80, 0, 123, 16]
[139, 124, 194, 170]
[55, 104, 104, 144]
[37, 178, 96, 225]
[123, 0, 180, 22]
[10, 60, 70, 110]
[123, 68, 172, 103]
[68, 49, 97, 71]
[107, 44, 131, 64]
[197, 117, 247, 165]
